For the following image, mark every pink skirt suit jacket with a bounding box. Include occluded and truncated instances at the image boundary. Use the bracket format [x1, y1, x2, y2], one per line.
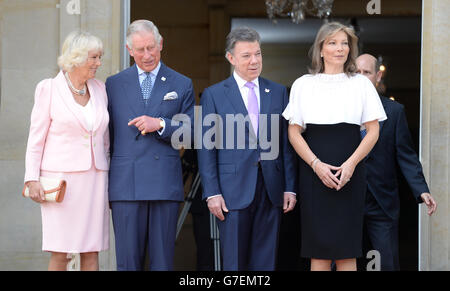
[24, 71, 110, 253]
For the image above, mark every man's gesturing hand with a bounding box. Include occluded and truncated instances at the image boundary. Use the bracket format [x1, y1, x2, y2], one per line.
[128, 116, 162, 135]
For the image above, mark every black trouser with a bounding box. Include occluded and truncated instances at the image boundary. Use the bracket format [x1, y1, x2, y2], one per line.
[362, 191, 400, 271]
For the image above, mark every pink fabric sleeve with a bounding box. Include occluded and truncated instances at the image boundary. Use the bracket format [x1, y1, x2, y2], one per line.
[24, 79, 52, 183]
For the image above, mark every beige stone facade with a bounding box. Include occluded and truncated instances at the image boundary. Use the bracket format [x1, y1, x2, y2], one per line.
[0, 0, 121, 270]
[0, 0, 448, 270]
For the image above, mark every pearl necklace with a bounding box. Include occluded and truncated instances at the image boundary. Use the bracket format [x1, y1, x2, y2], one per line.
[65, 72, 87, 96]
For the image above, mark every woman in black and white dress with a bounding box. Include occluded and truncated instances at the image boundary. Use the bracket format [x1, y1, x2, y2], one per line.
[283, 22, 386, 271]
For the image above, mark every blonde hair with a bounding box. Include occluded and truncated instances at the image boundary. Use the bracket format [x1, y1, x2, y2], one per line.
[57, 31, 103, 72]
[309, 22, 358, 76]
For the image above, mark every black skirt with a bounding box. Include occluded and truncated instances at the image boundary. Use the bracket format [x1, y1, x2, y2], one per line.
[299, 123, 366, 259]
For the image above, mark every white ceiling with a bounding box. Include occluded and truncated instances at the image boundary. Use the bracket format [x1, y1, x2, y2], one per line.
[231, 17, 421, 44]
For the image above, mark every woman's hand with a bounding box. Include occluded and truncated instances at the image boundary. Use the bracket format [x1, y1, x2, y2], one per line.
[26, 181, 46, 203]
[314, 161, 341, 189]
[336, 161, 356, 191]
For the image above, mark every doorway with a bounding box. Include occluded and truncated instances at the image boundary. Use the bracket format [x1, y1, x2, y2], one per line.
[234, 16, 422, 271]
[125, 0, 423, 270]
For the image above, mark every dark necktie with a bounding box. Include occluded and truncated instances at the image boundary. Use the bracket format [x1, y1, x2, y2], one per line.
[141, 72, 153, 105]
[361, 129, 367, 139]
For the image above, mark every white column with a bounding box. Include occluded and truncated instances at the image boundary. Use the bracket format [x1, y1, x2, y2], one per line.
[420, 0, 450, 271]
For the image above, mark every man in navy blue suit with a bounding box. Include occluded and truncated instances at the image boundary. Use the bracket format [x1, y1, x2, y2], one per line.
[197, 27, 298, 270]
[356, 54, 437, 270]
[106, 20, 195, 270]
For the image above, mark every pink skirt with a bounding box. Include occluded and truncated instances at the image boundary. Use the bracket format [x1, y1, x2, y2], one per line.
[40, 166, 110, 253]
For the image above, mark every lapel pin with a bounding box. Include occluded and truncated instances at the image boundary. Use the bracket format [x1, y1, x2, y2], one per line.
[161, 77, 166, 81]
[265, 88, 270, 93]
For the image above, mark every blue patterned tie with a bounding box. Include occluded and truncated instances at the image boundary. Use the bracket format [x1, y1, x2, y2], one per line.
[361, 129, 367, 139]
[141, 72, 153, 105]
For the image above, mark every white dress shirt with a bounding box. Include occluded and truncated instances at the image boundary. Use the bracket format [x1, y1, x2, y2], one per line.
[137, 62, 161, 88]
[233, 71, 261, 112]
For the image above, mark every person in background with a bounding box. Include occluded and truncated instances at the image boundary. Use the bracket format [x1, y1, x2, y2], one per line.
[356, 53, 437, 270]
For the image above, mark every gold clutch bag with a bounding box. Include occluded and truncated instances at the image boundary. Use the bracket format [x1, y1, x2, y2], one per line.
[22, 177, 67, 203]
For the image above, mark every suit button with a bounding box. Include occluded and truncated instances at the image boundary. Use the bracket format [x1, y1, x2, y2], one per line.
[254, 162, 258, 167]
[154, 155, 160, 160]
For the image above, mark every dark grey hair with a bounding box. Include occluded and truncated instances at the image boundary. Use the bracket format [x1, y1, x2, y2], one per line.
[126, 19, 162, 49]
[225, 26, 261, 55]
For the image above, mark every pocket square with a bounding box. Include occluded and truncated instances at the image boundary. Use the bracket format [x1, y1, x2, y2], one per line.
[163, 91, 178, 100]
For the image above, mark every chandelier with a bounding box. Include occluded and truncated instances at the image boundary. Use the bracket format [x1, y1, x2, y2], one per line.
[265, 0, 335, 24]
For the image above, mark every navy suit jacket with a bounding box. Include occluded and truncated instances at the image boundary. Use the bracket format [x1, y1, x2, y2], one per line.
[197, 75, 298, 210]
[365, 96, 429, 219]
[106, 63, 195, 201]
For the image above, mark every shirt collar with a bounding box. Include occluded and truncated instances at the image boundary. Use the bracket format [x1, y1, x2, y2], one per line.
[136, 62, 161, 77]
[233, 71, 259, 90]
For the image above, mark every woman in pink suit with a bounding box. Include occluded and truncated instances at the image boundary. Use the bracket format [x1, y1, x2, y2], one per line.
[24, 31, 110, 271]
